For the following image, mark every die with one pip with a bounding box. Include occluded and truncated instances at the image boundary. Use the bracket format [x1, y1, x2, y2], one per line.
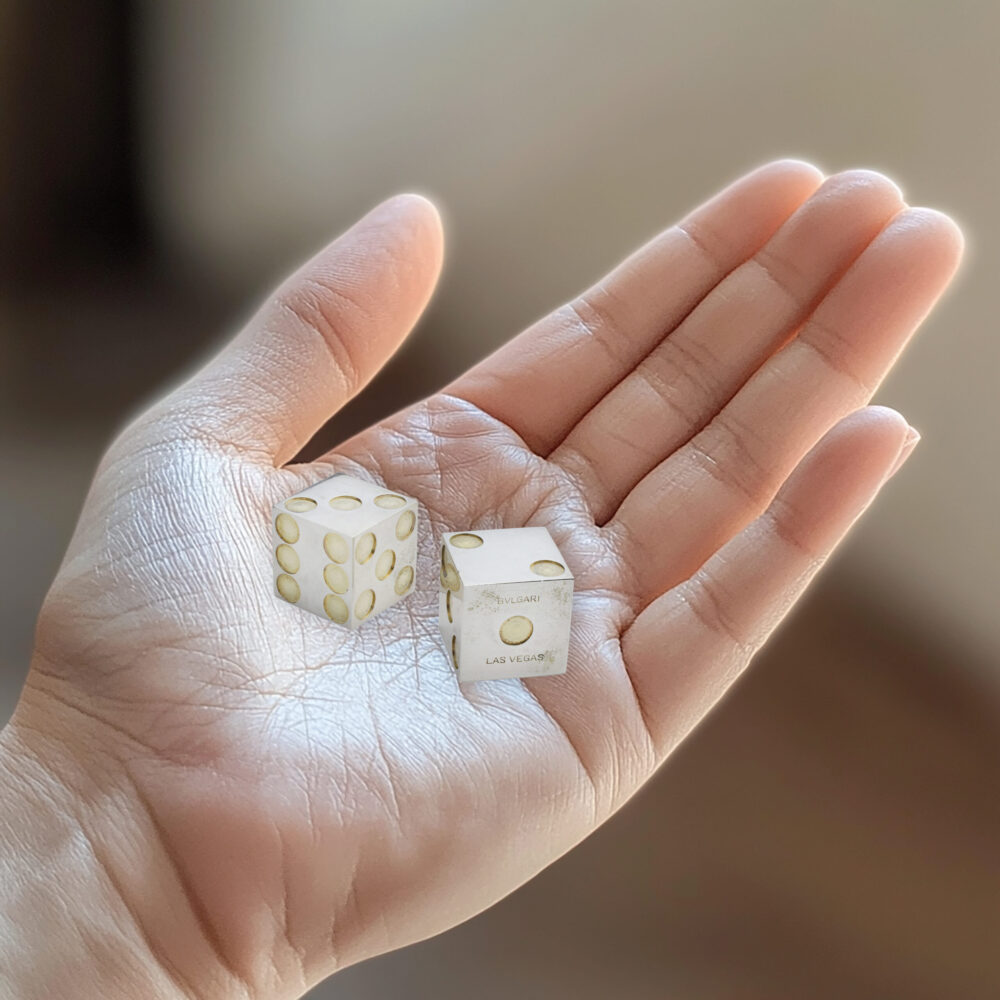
[271, 473, 418, 628]
[439, 527, 574, 682]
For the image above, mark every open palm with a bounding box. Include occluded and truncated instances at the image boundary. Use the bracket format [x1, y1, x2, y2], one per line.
[11, 161, 961, 1000]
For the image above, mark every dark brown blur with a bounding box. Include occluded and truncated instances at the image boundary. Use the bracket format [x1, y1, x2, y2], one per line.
[1, 3, 997, 997]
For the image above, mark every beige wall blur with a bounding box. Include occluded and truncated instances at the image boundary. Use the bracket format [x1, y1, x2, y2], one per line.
[139, 1, 997, 670]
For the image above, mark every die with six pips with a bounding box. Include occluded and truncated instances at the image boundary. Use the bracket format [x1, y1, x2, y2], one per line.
[271, 476, 573, 680]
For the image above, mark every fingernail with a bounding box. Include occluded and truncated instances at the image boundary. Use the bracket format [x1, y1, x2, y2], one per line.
[887, 425, 921, 480]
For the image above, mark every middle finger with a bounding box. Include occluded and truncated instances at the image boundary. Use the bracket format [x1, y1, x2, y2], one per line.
[551, 170, 904, 523]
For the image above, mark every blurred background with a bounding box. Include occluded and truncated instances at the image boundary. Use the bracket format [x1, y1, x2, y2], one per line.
[1, 1, 998, 996]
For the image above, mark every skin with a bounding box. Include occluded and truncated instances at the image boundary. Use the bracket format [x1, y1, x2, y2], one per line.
[0, 160, 962, 1000]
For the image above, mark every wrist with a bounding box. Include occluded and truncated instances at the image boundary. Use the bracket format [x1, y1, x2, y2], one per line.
[0, 694, 238, 1000]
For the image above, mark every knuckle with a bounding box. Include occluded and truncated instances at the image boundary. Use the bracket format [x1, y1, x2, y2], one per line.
[677, 220, 727, 277]
[274, 275, 367, 392]
[750, 249, 807, 310]
[563, 290, 633, 372]
[763, 495, 825, 565]
[798, 318, 872, 398]
[686, 413, 771, 508]
[683, 572, 753, 655]
[638, 335, 721, 431]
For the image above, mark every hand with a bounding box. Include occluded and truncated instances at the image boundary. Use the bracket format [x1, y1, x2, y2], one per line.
[1, 161, 961, 1000]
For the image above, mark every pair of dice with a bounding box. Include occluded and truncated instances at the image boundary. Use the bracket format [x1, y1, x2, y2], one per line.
[270, 473, 573, 682]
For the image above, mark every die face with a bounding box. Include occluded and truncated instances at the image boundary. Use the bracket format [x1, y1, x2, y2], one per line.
[442, 527, 573, 586]
[272, 513, 341, 621]
[278, 473, 414, 536]
[439, 527, 573, 682]
[350, 504, 419, 626]
[271, 473, 418, 628]
[439, 585, 463, 671]
[457, 578, 572, 682]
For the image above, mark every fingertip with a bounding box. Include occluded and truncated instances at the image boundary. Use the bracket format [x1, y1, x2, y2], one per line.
[754, 157, 826, 188]
[689, 157, 826, 237]
[824, 404, 910, 455]
[807, 405, 912, 492]
[393, 188, 443, 222]
[703, 158, 825, 218]
[903, 206, 965, 268]
[820, 167, 905, 210]
[379, 191, 444, 242]
[353, 192, 443, 271]
[839, 403, 909, 437]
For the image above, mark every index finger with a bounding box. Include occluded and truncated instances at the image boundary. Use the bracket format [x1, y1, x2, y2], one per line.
[447, 159, 824, 455]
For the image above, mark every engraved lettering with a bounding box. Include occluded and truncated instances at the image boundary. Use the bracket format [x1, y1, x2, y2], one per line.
[484, 651, 553, 666]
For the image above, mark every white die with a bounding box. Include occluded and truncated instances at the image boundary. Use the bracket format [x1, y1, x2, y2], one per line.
[439, 527, 574, 682]
[271, 473, 418, 628]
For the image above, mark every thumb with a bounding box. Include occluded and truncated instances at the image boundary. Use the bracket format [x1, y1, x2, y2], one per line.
[156, 194, 444, 465]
